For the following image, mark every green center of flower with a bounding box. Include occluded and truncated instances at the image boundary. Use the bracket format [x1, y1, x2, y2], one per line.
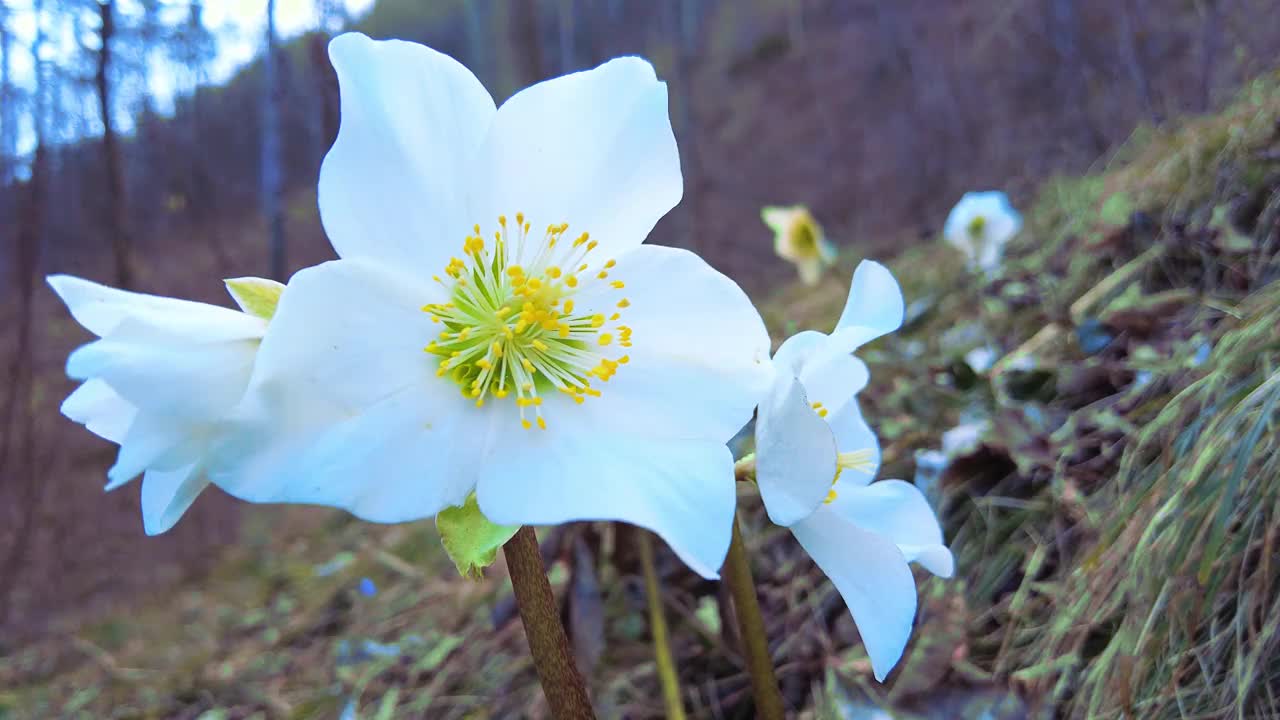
[967, 214, 987, 240]
[422, 214, 632, 430]
[789, 217, 819, 255]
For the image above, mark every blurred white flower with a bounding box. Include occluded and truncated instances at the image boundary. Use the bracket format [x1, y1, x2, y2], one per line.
[762, 205, 837, 285]
[943, 191, 1022, 274]
[213, 34, 772, 579]
[754, 261, 953, 681]
[50, 275, 281, 535]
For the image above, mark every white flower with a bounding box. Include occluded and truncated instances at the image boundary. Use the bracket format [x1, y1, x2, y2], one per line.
[943, 191, 1022, 274]
[50, 275, 279, 535]
[754, 260, 953, 681]
[762, 205, 837, 285]
[212, 34, 772, 579]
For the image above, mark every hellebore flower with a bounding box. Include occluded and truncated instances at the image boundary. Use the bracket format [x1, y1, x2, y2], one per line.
[754, 261, 953, 680]
[762, 205, 837, 285]
[50, 275, 282, 535]
[214, 34, 772, 579]
[943, 191, 1022, 274]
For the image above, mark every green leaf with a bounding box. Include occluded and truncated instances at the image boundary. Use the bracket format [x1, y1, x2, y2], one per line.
[436, 493, 519, 579]
[224, 277, 286, 320]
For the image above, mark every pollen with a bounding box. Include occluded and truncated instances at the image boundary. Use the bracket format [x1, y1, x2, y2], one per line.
[423, 214, 633, 429]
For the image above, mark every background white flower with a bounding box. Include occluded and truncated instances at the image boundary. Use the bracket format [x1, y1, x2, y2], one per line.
[50, 275, 276, 535]
[754, 260, 953, 681]
[213, 34, 773, 579]
[943, 191, 1022, 274]
[762, 205, 837, 285]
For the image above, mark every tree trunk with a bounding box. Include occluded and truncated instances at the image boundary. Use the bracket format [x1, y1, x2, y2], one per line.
[263, 0, 287, 280]
[96, 0, 134, 289]
[557, 0, 575, 72]
[510, 0, 545, 87]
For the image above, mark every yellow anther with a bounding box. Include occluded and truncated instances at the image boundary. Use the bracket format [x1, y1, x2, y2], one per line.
[522, 418, 532, 430]
[598, 334, 613, 346]
[527, 278, 543, 290]
[492, 342, 504, 357]
[618, 355, 630, 364]
[617, 298, 630, 308]
[597, 271, 609, 279]
[611, 280, 625, 289]
[604, 259, 616, 269]
[516, 212, 525, 225]
[521, 383, 533, 392]
[537, 416, 547, 430]
[450, 351, 461, 358]
[565, 275, 579, 288]
[522, 358, 535, 372]
[563, 299, 575, 314]
[546, 266, 562, 278]
[586, 240, 597, 251]
[610, 313, 620, 321]
[496, 306, 512, 318]
[584, 387, 601, 397]
[591, 315, 605, 328]
[499, 215, 507, 226]
[558, 323, 571, 338]
[507, 265, 525, 277]
[532, 340, 549, 352]
[476, 359, 492, 370]
[824, 488, 838, 504]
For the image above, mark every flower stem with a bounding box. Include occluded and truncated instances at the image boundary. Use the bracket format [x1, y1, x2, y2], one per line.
[503, 526, 596, 719]
[638, 530, 688, 720]
[722, 514, 786, 720]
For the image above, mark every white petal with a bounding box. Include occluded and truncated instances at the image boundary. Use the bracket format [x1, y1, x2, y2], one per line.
[61, 379, 136, 444]
[772, 331, 870, 418]
[319, 33, 496, 272]
[828, 398, 881, 488]
[107, 413, 203, 490]
[567, 245, 772, 442]
[755, 374, 838, 527]
[827, 480, 954, 578]
[475, 57, 681, 260]
[792, 507, 918, 681]
[243, 258, 444, 413]
[211, 258, 479, 521]
[47, 274, 264, 341]
[772, 330, 829, 376]
[66, 326, 258, 421]
[831, 261, 904, 350]
[478, 435, 735, 579]
[141, 462, 209, 535]
[796, 256, 823, 285]
[798, 349, 869, 417]
[215, 389, 482, 523]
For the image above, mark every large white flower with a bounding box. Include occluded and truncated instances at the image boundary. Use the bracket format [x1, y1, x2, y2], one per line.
[753, 260, 953, 681]
[50, 275, 278, 535]
[212, 34, 772, 579]
[943, 191, 1022, 274]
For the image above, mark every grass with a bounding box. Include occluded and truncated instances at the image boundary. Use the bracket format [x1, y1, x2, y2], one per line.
[4, 70, 1280, 720]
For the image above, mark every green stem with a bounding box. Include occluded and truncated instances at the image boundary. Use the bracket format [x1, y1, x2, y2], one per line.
[722, 514, 786, 720]
[503, 526, 597, 720]
[638, 531, 688, 720]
